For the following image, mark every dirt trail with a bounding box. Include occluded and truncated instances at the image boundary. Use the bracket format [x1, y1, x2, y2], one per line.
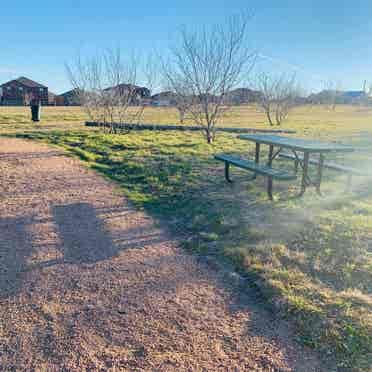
[0, 138, 321, 371]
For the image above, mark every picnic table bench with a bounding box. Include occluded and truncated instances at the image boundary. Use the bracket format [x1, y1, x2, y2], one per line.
[278, 152, 365, 188]
[214, 154, 296, 200]
[215, 134, 356, 200]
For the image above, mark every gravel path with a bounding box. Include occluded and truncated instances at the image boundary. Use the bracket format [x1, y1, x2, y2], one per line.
[0, 138, 321, 371]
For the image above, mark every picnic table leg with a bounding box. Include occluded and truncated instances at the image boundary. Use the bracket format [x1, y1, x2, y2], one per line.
[268, 177, 273, 200]
[224, 161, 232, 183]
[316, 154, 324, 195]
[299, 152, 310, 196]
[267, 145, 274, 165]
[294, 159, 299, 174]
[267, 145, 274, 200]
[252, 143, 260, 179]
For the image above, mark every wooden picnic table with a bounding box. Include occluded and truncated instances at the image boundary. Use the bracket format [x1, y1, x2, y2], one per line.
[238, 134, 355, 196]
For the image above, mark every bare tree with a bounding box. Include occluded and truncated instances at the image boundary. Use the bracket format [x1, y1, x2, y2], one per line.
[174, 94, 192, 124]
[360, 80, 372, 107]
[256, 73, 300, 126]
[166, 89, 191, 124]
[154, 88, 191, 124]
[163, 14, 255, 143]
[321, 80, 341, 111]
[66, 48, 156, 133]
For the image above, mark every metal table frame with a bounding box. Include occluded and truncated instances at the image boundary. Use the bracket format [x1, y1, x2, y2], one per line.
[238, 134, 354, 196]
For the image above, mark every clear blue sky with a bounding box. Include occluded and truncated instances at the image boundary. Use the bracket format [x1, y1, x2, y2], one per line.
[1, 0, 371, 94]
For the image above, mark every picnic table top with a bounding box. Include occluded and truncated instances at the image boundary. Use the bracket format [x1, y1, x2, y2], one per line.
[238, 134, 355, 153]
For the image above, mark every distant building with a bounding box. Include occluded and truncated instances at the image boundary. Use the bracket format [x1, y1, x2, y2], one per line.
[342, 91, 367, 104]
[48, 91, 57, 106]
[151, 91, 177, 106]
[58, 89, 83, 106]
[0, 77, 49, 106]
[54, 95, 66, 106]
[224, 88, 263, 105]
[103, 84, 151, 105]
[307, 90, 368, 105]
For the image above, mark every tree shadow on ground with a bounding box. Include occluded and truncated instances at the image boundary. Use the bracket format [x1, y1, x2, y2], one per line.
[0, 151, 62, 161]
[0, 202, 168, 300]
[52, 203, 118, 264]
[0, 216, 34, 299]
[51, 203, 170, 265]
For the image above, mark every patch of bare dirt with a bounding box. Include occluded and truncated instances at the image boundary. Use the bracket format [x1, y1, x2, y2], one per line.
[0, 138, 321, 371]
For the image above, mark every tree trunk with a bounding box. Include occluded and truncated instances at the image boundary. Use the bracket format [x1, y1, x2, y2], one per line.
[275, 109, 281, 126]
[266, 110, 274, 126]
[206, 129, 213, 144]
[179, 110, 185, 124]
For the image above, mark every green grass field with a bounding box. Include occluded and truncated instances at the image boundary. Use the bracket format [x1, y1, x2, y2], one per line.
[1, 104, 372, 370]
[2, 104, 372, 137]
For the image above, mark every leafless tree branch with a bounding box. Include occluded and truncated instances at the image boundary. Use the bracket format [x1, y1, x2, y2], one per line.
[163, 14, 255, 143]
[66, 48, 157, 133]
[256, 72, 300, 126]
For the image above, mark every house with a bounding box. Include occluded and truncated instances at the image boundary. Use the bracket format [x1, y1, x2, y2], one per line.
[306, 90, 368, 105]
[103, 84, 151, 105]
[58, 88, 83, 106]
[224, 88, 263, 105]
[48, 91, 57, 106]
[0, 77, 49, 106]
[54, 95, 66, 106]
[151, 91, 177, 106]
[342, 91, 368, 104]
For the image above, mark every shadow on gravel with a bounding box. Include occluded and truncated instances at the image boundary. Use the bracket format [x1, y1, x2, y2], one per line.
[52, 202, 118, 264]
[0, 216, 34, 299]
[0, 202, 170, 302]
[0, 150, 62, 161]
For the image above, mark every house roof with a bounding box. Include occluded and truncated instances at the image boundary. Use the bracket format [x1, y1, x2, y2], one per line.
[151, 91, 176, 100]
[1, 77, 47, 89]
[343, 91, 366, 98]
[59, 88, 82, 97]
[104, 83, 149, 92]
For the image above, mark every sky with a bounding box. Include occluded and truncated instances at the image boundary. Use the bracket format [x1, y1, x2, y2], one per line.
[1, 0, 371, 94]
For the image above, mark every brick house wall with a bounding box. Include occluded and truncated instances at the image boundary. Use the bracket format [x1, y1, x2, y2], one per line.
[0, 78, 49, 106]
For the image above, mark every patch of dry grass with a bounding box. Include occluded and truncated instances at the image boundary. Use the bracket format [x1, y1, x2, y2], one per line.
[2, 104, 372, 137]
